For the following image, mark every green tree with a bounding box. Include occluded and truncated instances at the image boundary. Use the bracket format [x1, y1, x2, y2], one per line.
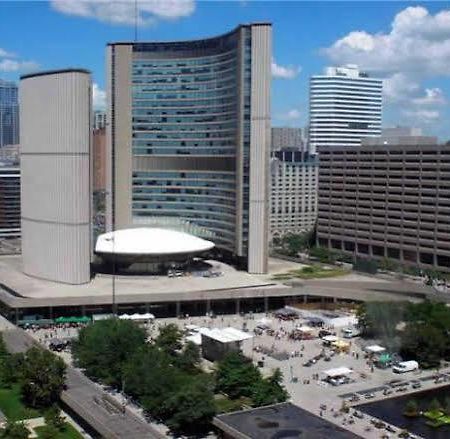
[428, 398, 443, 415]
[0, 420, 29, 439]
[44, 405, 65, 431]
[155, 324, 183, 356]
[215, 352, 261, 399]
[403, 399, 419, 417]
[0, 334, 8, 360]
[21, 347, 66, 409]
[72, 319, 147, 387]
[165, 378, 216, 435]
[252, 369, 288, 407]
[176, 341, 201, 372]
[400, 323, 446, 369]
[0, 353, 24, 388]
[123, 345, 181, 420]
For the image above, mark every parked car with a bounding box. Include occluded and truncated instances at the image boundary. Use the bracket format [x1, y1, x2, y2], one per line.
[393, 361, 419, 374]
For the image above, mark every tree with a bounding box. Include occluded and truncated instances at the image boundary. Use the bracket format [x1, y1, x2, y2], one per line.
[215, 352, 261, 399]
[428, 398, 443, 415]
[165, 378, 216, 436]
[403, 399, 419, 417]
[0, 420, 29, 439]
[44, 405, 66, 431]
[176, 341, 201, 372]
[252, 369, 288, 407]
[21, 347, 66, 409]
[123, 345, 181, 420]
[72, 319, 147, 387]
[155, 324, 183, 356]
[0, 334, 8, 360]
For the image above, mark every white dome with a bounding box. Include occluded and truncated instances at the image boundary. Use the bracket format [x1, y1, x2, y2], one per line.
[95, 228, 215, 256]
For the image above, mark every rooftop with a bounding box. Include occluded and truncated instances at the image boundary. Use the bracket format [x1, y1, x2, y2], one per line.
[213, 403, 359, 439]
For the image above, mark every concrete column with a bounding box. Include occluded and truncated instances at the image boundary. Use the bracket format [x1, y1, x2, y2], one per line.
[264, 296, 269, 313]
[235, 299, 240, 315]
[206, 300, 211, 314]
[15, 308, 19, 324]
[81, 305, 86, 316]
[48, 306, 53, 320]
[303, 295, 308, 304]
[145, 303, 150, 313]
[176, 301, 181, 317]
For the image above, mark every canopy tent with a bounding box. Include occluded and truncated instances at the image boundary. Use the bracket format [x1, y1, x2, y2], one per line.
[332, 339, 350, 352]
[274, 308, 299, 318]
[323, 367, 353, 378]
[322, 335, 339, 343]
[118, 314, 131, 320]
[185, 324, 200, 332]
[376, 353, 392, 364]
[365, 345, 386, 354]
[295, 325, 314, 333]
[55, 316, 91, 324]
[256, 317, 273, 329]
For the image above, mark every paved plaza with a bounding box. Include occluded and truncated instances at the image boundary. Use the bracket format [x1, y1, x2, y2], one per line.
[22, 309, 450, 439]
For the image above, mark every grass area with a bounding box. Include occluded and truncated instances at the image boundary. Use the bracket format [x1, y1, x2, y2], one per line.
[214, 395, 252, 414]
[35, 423, 84, 439]
[0, 384, 40, 421]
[423, 410, 450, 428]
[272, 264, 349, 281]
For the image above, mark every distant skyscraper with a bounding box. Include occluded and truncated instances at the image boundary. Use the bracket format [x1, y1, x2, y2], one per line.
[0, 79, 19, 147]
[271, 127, 303, 151]
[107, 24, 272, 274]
[94, 111, 106, 130]
[382, 126, 422, 137]
[309, 65, 382, 152]
[20, 69, 92, 284]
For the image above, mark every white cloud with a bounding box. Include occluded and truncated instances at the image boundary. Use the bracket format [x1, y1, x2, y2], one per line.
[93, 83, 106, 110]
[279, 109, 301, 120]
[403, 109, 441, 123]
[383, 73, 419, 103]
[322, 6, 450, 77]
[272, 59, 301, 79]
[0, 59, 39, 72]
[0, 48, 15, 58]
[412, 88, 447, 106]
[50, 0, 196, 26]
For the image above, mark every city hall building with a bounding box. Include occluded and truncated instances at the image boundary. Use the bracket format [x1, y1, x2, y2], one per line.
[106, 24, 272, 274]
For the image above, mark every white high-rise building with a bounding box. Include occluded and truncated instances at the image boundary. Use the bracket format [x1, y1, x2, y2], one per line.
[309, 65, 382, 152]
[271, 127, 303, 152]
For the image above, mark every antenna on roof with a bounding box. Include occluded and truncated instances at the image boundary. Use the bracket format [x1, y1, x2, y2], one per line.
[134, 0, 138, 42]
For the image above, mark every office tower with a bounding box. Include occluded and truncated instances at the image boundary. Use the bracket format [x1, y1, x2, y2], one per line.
[317, 135, 450, 272]
[20, 69, 92, 284]
[309, 65, 382, 152]
[94, 110, 106, 130]
[0, 79, 19, 147]
[93, 128, 106, 191]
[107, 24, 272, 274]
[271, 127, 303, 152]
[270, 149, 318, 239]
[0, 163, 20, 239]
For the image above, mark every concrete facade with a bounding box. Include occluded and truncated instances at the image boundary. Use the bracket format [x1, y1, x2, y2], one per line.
[317, 136, 450, 272]
[20, 69, 92, 284]
[107, 24, 271, 274]
[93, 128, 106, 191]
[270, 150, 318, 239]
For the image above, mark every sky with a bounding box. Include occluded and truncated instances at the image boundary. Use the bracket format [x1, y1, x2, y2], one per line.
[1, 0, 450, 139]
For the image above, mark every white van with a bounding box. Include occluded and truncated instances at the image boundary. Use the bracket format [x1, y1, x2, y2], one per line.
[392, 360, 419, 374]
[342, 327, 361, 338]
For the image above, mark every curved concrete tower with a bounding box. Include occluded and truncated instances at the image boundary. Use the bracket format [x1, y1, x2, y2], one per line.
[20, 69, 92, 284]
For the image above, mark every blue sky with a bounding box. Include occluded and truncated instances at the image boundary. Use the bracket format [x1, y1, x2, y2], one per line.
[1, 1, 450, 139]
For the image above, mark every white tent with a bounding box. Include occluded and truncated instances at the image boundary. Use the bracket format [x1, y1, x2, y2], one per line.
[296, 325, 314, 332]
[323, 367, 353, 378]
[256, 317, 273, 329]
[322, 335, 339, 343]
[186, 333, 202, 346]
[364, 345, 386, 354]
[119, 314, 131, 320]
[142, 312, 155, 320]
[201, 327, 253, 343]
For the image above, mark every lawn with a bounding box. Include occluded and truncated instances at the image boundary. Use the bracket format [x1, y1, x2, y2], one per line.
[35, 423, 84, 439]
[272, 265, 349, 281]
[0, 384, 40, 421]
